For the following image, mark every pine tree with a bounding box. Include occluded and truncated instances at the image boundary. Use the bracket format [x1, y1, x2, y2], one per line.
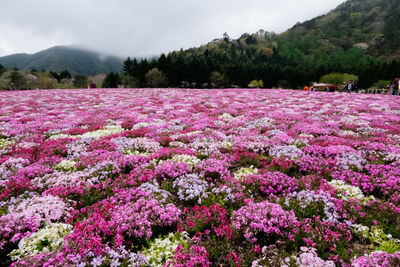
[122, 57, 135, 76]
[0, 64, 5, 75]
[9, 70, 27, 90]
[102, 72, 121, 88]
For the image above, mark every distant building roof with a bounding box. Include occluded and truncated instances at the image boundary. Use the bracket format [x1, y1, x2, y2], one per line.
[313, 83, 329, 87]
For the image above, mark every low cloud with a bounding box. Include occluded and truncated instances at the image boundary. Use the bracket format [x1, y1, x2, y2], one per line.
[0, 0, 346, 58]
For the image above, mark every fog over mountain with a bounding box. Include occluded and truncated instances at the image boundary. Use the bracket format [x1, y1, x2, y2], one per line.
[0, 0, 345, 58]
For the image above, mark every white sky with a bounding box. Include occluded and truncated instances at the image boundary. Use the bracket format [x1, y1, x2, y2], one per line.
[0, 0, 346, 58]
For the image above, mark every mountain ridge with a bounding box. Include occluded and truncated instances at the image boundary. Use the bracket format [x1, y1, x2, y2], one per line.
[0, 46, 124, 76]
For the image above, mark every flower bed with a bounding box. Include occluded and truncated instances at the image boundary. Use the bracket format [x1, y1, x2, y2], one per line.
[0, 88, 400, 266]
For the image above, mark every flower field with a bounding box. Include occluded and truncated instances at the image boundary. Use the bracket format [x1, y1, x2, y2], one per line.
[1, 88, 400, 266]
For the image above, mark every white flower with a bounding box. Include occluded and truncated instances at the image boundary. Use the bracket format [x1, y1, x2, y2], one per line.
[50, 125, 124, 140]
[54, 160, 76, 171]
[328, 180, 367, 201]
[234, 166, 258, 180]
[171, 154, 200, 167]
[9, 223, 72, 260]
[142, 232, 188, 267]
[218, 113, 234, 120]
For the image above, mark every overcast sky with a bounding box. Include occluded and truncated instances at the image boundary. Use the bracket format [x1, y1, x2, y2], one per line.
[0, 0, 346, 58]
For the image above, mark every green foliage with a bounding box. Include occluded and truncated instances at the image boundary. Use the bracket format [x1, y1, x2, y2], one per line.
[50, 71, 61, 82]
[353, 201, 400, 240]
[383, 1, 400, 51]
[36, 73, 56, 89]
[9, 70, 27, 90]
[60, 70, 71, 79]
[320, 73, 358, 85]
[0, 79, 7, 90]
[278, 80, 290, 89]
[72, 74, 88, 88]
[372, 80, 390, 89]
[281, 198, 326, 220]
[248, 79, 264, 88]
[119, 21, 398, 89]
[377, 240, 400, 254]
[320, 73, 345, 85]
[209, 71, 225, 88]
[343, 73, 359, 83]
[73, 186, 114, 209]
[0, 63, 5, 75]
[145, 68, 167, 88]
[352, 225, 400, 254]
[102, 72, 121, 88]
[121, 74, 139, 88]
[122, 57, 136, 76]
[0, 204, 8, 217]
[236, 154, 266, 169]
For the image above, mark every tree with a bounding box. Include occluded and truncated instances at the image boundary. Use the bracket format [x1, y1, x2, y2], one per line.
[137, 58, 150, 86]
[122, 57, 135, 76]
[145, 68, 166, 88]
[102, 72, 121, 88]
[37, 73, 55, 89]
[260, 47, 273, 57]
[121, 74, 139, 88]
[0, 76, 7, 90]
[157, 53, 168, 72]
[245, 34, 257, 45]
[119, 9, 400, 90]
[342, 73, 359, 83]
[50, 70, 72, 83]
[372, 80, 390, 89]
[320, 73, 345, 85]
[73, 74, 88, 88]
[60, 70, 72, 80]
[383, 1, 400, 51]
[210, 71, 225, 88]
[50, 71, 61, 82]
[223, 32, 231, 42]
[9, 70, 27, 90]
[278, 80, 290, 89]
[0, 64, 6, 75]
[320, 73, 358, 85]
[248, 79, 263, 88]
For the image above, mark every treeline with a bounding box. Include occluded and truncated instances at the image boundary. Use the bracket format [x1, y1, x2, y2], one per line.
[107, 0, 400, 90]
[105, 34, 400, 89]
[0, 64, 103, 90]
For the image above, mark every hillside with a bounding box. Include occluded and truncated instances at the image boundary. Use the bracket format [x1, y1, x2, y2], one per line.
[0, 46, 124, 75]
[287, 0, 400, 58]
[119, 0, 400, 89]
[187, 0, 400, 60]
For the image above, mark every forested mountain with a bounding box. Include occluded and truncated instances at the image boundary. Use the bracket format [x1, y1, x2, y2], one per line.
[287, 0, 400, 58]
[0, 46, 123, 76]
[118, 0, 400, 89]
